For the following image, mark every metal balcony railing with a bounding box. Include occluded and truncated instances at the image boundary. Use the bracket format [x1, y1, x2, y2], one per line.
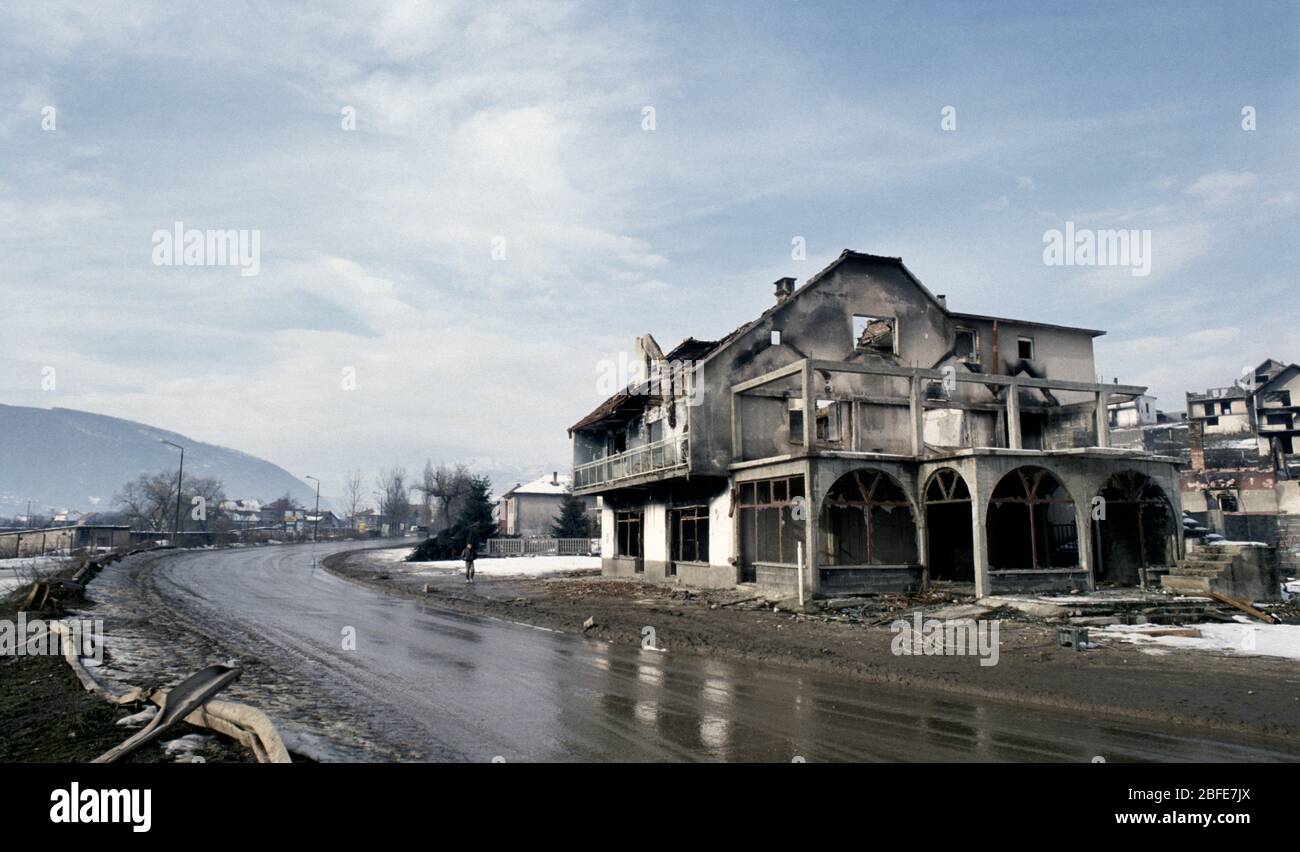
[573, 436, 688, 490]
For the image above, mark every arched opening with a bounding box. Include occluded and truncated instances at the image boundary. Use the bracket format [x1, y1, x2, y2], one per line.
[1094, 471, 1174, 587]
[820, 469, 918, 565]
[987, 467, 1077, 570]
[924, 468, 973, 582]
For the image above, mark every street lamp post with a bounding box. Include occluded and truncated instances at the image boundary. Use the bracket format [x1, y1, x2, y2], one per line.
[161, 439, 185, 544]
[305, 476, 321, 543]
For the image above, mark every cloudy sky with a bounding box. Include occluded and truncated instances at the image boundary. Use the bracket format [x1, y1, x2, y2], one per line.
[2, 0, 1297, 503]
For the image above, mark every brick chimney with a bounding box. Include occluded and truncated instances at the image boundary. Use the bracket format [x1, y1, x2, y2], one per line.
[936, 293, 947, 308]
[1188, 420, 1206, 472]
[774, 277, 795, 304]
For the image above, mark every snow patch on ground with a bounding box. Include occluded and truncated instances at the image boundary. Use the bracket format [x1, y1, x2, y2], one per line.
[1094, 622, 1300, 662]
[370, 547, 600, 577]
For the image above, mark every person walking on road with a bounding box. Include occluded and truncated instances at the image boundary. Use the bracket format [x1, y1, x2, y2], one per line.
[461, 541, 477, 584]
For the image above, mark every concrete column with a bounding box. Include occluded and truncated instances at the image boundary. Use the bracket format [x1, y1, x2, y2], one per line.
[1075, 498, 1096, 591]
[970, 464, 991, 598]
[801, 360, 816, 453]
[915, 488, 930, 587]
[730, 391, 741, 460]
[1095, 392, 1110, 448]
[909, 376, 925, 457]
[804, 459, 821, 597]
[1006, 386, 1022, 450]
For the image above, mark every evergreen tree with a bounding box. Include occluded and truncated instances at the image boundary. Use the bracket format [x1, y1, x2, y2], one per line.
[550, 491, 592, 538]
[408, 473, 496, 561]
[452, 475, 497, 548]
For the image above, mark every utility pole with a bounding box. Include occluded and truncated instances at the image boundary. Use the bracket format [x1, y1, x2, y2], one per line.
[161, 439, 185, 544]
[305, 476, 321, 543]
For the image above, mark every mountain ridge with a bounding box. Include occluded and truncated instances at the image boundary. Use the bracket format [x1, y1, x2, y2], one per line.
[0, 403, 317, 516]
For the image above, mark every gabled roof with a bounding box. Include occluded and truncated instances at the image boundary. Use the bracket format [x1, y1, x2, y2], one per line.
[1257, 363, 1300, 395]
[568, 249, 1108, 433]
[503, 474, 573, 497]
[696, 250, 1105, 371]
[568, 388, 655, 434]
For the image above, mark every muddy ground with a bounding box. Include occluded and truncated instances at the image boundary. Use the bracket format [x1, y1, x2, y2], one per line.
[0, 569, 254, 764]
[327, 548, 1300, 744]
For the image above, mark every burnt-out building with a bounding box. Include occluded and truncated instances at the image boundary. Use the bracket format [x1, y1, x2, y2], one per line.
[568, 250, 1182, 599]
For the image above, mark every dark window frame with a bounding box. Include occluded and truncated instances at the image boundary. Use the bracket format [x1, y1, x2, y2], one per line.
[670, 505, 710, 564]
[614, 510, 643, 562]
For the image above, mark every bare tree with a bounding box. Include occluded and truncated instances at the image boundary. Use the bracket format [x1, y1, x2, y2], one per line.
[376, 467, 411, 533]
[342, 469, 365, 531]
[115, 471, 225, 532]
[414, 460, 436, 528]
[421, 463, 472, 533]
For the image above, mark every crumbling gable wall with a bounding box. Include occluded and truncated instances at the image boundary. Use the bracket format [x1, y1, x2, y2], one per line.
[694, 256, 950, 471]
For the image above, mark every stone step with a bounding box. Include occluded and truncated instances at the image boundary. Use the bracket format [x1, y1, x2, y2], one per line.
[1162, 575, 1213, 594]
[1188, 551, 1235, 561]
[1171, 566, 1226, 578]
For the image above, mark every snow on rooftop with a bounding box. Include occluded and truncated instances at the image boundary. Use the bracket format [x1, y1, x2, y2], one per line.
[508, 473, 572, 496]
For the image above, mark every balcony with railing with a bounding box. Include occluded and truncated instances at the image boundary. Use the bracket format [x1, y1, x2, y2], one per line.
[573, 436, 689, 492]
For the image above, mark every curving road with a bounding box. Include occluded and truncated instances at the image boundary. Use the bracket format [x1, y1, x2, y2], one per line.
[86, 542, 1300, 762]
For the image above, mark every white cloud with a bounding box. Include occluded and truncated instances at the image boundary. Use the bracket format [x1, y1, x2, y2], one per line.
[1185, 170, 1259, 209]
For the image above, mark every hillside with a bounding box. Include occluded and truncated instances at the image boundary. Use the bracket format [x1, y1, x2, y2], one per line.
[0, 404, 317, 516]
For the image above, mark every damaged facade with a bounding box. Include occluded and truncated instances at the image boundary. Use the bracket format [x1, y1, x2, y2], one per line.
[568, 250, 1182, 599]
[1171, 360, 1300, 578]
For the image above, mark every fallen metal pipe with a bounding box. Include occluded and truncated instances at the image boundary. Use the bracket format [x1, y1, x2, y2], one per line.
[93, 664, 243, 763]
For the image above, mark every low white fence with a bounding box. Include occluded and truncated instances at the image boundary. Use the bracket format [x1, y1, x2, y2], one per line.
[479, 537, 597, 557]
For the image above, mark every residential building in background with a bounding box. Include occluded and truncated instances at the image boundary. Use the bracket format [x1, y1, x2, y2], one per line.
[495, 472, 597, 537]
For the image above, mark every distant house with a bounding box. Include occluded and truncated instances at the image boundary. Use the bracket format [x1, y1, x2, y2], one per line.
[497, 472, 596, 537]
[1108, 393, 1157, 429]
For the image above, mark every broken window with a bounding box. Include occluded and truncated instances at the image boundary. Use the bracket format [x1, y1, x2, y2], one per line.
[821, 469, 918, 565]
[1219, 400, 1232, 415]
[986, 467, 1076, 570]
[737, 475, 806, 569]
[924, 469, 973, 582]
[853, 315, 896, 355]
[1017, 336, 1034, 360]
[615, 510, 643, 561]
[1263, 390, 1292, 407]
[670, 506, 709, 563]
[788, 399, 841, 444]
[954, 328, 979, 362]
[1094, 471, 1172, 587]
[1205, 416, 1220, 427]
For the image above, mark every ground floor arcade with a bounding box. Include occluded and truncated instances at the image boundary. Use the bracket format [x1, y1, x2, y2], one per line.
[597, 449, 1182, 599]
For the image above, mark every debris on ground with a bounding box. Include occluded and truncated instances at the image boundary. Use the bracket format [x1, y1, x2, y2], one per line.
[115, 705, 159, 729]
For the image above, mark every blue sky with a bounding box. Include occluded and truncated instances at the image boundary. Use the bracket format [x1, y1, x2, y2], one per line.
[1, 1, 1297, 504]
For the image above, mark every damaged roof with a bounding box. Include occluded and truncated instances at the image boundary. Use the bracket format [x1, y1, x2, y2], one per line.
[568, 388, 655, 434]
[569, 249, 1107, 433]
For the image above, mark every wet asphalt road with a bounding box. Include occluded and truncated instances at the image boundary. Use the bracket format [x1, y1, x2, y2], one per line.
[93, 542, 1300, 762]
